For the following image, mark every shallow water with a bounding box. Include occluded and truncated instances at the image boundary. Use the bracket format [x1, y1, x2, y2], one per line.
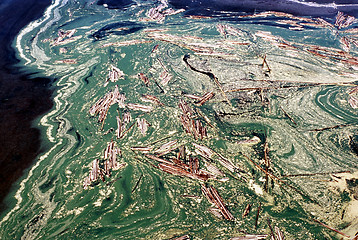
[1, 0, 358, 239]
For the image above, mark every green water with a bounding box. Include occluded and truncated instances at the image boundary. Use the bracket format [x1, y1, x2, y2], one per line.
[1, 0, 358, 239]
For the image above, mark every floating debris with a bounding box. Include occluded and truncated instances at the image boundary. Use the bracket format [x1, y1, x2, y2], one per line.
[158, 163, 210, 181]
[138, 73, 150, 87]
[130, 146, 153, 153]
[201, 185, 234, 221]
[217, 23, 247, 38]
[242, 203, 251, 218]
[116, 111, 131, 138]
[255, 202, 262, 229]
[217, 24, 227, 38]
[127, 103, 153, 112]
[51, 29, 82, 46]
[216, 151, 241, 175]
[154, 140, 178, 155]
[116, 116, 123, 138]
[237, 136, 261, 145]
[72, 6, 358, 239]
[275, 226, 285, 240]
[335, 11, 356, 30]
[183, 54, 230, 105]
[179, 100, 207, 140]
[183, 93, 202, 101]
[280, 106, 297, 125]
[171, 235, 190, 240]
[137, 118, 150, 136]
[194, 91, 215, 106]
[159, 70, 172, 86]
[340, 36, 351, 52]
[103, 141, 123, 172]
[106, 65, 125, 85]
[280, 170, 351, 178]
[83, 159, 101, 189]
[205, 162, 225, 179]
[144, 152, 211, 181]
[313, 219, 350, 238]
[230, 235, 268, 240]
[151, 44, 159, 53]
[349, 95, 358, 108]
[308, 124, 351, 132]
[55, 59, 77, 64]
[83, 141, 126, 189]
[141, 94, 164, 106]
[131, 174, 143, 193]
[59, 47, 67, 54]
[193, 143, 214, 159]
[89, 86, 126, 126]
[146, 1, 185, 23]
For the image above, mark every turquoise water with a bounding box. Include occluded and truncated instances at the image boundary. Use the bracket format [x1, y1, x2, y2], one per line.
[1, 0, 358, 239]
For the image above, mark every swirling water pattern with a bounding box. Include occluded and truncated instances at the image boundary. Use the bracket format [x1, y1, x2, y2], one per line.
[1, 0, 358, 239]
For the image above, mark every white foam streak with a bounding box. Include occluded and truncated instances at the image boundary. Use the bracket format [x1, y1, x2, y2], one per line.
[0, 59, 99, 237]
[287, 0, 358, 9]
[16, 0, 69, 65]
[0, 141, 61, 227]
[1, 1, 99, 234]
[0, 0, 70, 228]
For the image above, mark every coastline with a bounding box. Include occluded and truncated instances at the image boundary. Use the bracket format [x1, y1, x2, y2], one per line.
[0, 0, 53, 212]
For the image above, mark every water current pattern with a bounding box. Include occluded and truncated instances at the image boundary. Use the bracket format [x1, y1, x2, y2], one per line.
[1, 0, 358, 239]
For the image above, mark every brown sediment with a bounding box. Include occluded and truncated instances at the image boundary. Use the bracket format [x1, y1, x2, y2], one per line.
[0, 0, 53, 212]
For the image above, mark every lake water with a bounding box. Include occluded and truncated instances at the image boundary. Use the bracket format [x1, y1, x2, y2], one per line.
[1, 0, 358, 239]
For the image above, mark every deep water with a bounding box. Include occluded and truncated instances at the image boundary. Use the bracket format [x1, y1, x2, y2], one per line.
[0, 0, 53, 212]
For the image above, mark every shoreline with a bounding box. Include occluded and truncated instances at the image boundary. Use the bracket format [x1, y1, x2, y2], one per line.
[0, 0, 53, 212]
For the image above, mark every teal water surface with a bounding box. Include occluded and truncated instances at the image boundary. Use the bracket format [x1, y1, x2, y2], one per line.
[1, 0, 358, 239]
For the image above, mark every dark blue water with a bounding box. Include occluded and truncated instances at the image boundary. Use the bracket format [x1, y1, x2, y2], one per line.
[96, 0, 134, 9]
[0, 0, 53, 212]
[169, 0, 358, 17]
